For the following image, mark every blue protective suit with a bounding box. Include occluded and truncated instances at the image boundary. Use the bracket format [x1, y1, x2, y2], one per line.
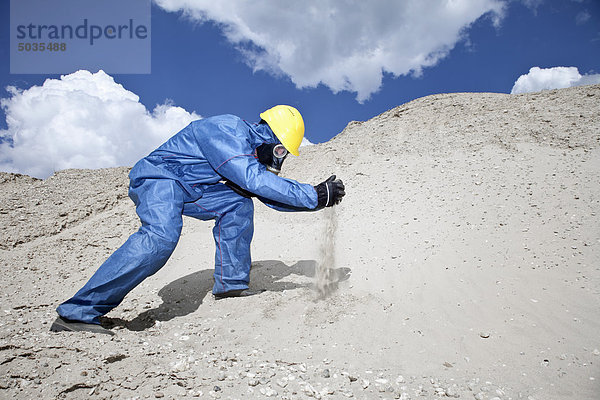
[57, 115, 318, 324]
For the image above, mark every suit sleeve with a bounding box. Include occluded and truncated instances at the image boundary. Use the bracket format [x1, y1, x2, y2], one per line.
[257, 195, 314, 212]
[195, 119, 319, 210]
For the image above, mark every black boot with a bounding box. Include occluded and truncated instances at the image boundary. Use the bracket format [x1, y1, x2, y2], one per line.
[50, 316, 115, 336]
[214, 289, 266, 299]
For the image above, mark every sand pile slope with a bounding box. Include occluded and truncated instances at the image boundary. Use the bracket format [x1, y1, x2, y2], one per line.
[1, 85, 598, 399]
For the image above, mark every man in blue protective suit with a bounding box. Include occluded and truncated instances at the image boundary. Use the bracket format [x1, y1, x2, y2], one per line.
[50, 105, 345, 335]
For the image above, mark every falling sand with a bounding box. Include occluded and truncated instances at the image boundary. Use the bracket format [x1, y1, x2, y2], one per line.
[315, 206, 338, 298]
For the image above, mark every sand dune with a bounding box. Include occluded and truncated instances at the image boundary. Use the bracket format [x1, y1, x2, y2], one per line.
[1, 85, 598, 399]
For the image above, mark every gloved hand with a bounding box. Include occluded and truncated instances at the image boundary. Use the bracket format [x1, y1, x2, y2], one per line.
[314, 175, 345, 208]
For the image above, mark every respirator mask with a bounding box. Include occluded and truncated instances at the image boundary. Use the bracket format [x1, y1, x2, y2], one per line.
[256, 143, 288, 175]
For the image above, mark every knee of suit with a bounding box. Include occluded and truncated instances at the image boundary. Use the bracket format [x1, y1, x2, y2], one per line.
[141, 225, 182, 254]
[158, 236, 180, 257]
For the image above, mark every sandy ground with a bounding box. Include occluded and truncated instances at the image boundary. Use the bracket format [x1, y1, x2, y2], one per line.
[1, 85, 599, 399]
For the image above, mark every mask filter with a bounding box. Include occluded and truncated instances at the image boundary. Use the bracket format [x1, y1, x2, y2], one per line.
[256, 143, 288, 175]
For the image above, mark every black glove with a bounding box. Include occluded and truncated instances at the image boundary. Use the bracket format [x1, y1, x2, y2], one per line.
[314, 175, 345, 208]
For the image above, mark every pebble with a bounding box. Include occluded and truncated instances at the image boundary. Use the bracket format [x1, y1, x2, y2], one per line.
[276, 378, 288, 388]
[154, 392, 164, 398]
[321, 387, 335, 395]
[302, 383, 318, 397]
[445, 385, 459, 398]
[260, 387, 277, 397]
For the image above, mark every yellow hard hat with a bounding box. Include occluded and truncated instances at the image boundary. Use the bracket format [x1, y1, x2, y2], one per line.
[259, 105, 304, 156]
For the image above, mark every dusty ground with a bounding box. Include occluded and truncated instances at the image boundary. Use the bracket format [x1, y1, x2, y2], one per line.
[1, 85, 599, 399]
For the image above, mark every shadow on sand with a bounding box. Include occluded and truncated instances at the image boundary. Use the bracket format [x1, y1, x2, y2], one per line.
[104, 260, 350, 331]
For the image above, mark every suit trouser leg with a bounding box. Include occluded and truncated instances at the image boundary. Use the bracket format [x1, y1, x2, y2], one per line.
[183, 184, 254, 294]
[57, 178, 184, 324]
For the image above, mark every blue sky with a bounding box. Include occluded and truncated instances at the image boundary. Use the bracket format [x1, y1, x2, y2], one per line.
[1, 0, 599, 178]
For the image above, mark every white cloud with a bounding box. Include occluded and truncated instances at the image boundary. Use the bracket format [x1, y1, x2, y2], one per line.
[300, 136, 313, 148]
[0, 70, 200, 178]
[520, 0, 543, 12]
[155, 0, 505, 102]
[511, 66, 600, 94]
[576, 11, 591, 25]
